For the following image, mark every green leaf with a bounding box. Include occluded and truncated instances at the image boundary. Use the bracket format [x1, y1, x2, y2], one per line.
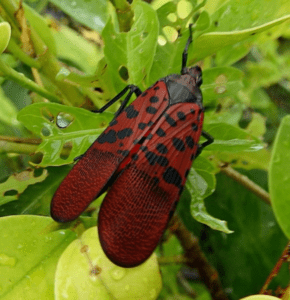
[190, 15, 290, 63]
[23, 3, 57, 55]
[103, 1, 159, 90]
[49, 0, 108, 32]
[55, 227, 162, 299]
[202, 67, 244, 104]
[203, 123, 264, 152]
[186, 157, 232, 233]
[194, 11, 210, 31]
[269, 115, 290, 239]
[217, 148, 271, 171]
[0, 22, 11, 54]
[17, 103, 113, 167]
[0, 215, 76, 299]
[0, 169, 48, 206]
[51, 25, 101, 74]
[0, 166, 71, 218]
[0, 87, 20, 127]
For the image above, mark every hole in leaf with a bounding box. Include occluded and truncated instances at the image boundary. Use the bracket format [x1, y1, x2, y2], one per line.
[118, 65, 129, 81]
[33, 168, 43, 178]
[158, 35, 167, 46]
[41, 127, 51, 137]
[56, 112, 74, 128]
[41, 107, 54, 122]
[60, 141, 73, 160]
[94, 87, 104, 93]
[4, 189, 18, 197]
[163, 26, 178, 43]
[167, 13, 177, 23]
[177, 0, 192, 19]
[31, 152, 44, 165]
[141, 31, 148, 40]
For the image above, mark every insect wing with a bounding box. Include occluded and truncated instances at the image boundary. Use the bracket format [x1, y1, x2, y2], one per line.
[98, 102, 204, 267]
[51, 81, 169, 222]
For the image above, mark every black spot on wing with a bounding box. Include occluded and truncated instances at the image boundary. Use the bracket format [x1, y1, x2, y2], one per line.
[163, 167, 182, 188]
[192, 123, 198, 131]
[164, 113, 177, 127]
[156, 128, 166, 137]
[156, 143, 168, 154]
[152, 177, 160, 185]
[185, 136, 194, 149]
[153, 86, 160, 90]
[190, 109, 195, 114]
[132, 153, 139, 161]
[138, 123, 146, 130]
[147, 121, 154, 127]
[117, 150, 130, 157]
[145, 151, 169, 167]
[177, 111, 186, 121]
[146, 106, 158, 114]
[146, 134, 153, 140]
[150, 96, 159, 103]
[172, 138, 185, 152]
[140, 145, 148, 152]
[110, 119, 118, 126]
[125, 106, 139, 119]
[98, 130, 117, 144]
[117, 128, 133, 139]
[142, 91, 148, 97]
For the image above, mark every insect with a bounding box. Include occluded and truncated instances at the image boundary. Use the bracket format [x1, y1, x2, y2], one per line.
[51, 24, 213, 268]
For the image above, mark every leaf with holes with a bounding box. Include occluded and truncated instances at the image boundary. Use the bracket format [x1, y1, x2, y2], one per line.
[201, 67, 244, 104]
[0, 169, 48, 206]
[103, 1, 159, 90]
[17, 103, 113, 167]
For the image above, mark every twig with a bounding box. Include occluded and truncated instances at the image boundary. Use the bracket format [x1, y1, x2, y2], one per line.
[260, 241, 290, 295]
[0, 135, 41, 144]
[220, 164, 271, 205]
[169, 215, 229, 300]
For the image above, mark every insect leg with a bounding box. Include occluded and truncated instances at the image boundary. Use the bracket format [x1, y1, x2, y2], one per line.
[195, 131, 214, 157]
[96, 85, 142, 114]
[115, 85, 142, 117]
[181, 24, 193, 74]
[73, 154, 85, 162]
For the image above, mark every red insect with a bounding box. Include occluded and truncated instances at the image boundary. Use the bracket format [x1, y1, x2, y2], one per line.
[51, 25, 213, 268]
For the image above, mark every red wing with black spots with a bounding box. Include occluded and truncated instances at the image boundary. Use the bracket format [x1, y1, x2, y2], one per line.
[98, 102, 204, 267]
[51, 81, 170, 222]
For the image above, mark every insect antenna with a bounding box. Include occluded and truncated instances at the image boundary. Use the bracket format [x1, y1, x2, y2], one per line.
[181, 24, 193, 74]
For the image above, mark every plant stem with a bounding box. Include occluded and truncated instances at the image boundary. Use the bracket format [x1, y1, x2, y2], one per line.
[109, 0, 133, 32]
[169, 215, 229, 300]
[220, 164, 271, 205]
[259, 241, 290, 295]
[0, 140, 38, 155]
[0, 135, 41, 144]
[0, 58, 60, 102]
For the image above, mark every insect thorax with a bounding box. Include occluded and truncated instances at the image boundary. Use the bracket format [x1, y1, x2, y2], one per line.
[162, 66, 203, 107]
